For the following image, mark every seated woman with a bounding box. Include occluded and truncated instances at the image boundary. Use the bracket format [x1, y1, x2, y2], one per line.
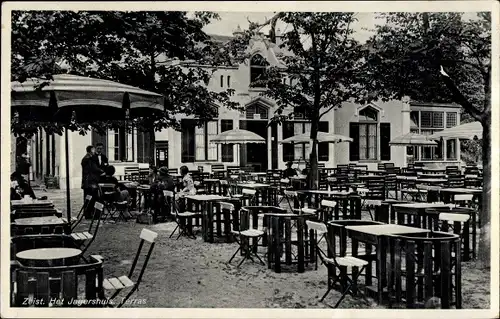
[99, 165, 130, 203]
[174, 166, 196, 213]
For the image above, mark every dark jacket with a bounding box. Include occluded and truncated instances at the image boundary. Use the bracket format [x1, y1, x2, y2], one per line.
[92, 153, 109, 170]
[283, 167, 298, 179]
[81, 153, 103, 189]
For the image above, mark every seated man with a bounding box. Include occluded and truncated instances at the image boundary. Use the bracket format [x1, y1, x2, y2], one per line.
[283, 161, 298, 179]
[149, 167, 176, 219]
[99, 165, 130, 203]
[10, 172, 40, 200]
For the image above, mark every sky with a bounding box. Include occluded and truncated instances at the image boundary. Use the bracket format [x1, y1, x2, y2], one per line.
[202, 11, 481, 44]
[203, 12, 379, 43]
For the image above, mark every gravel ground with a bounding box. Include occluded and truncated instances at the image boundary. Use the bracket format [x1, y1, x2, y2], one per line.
[44, 188, 490, 309]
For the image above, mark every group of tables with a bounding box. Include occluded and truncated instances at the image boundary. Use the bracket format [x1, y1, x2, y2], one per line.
[11, 199, 86, 267]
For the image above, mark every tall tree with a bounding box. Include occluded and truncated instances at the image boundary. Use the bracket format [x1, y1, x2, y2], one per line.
[11, 11, 239, 161]
[366, 12, 491, 268]
[232, 13, 371, 188]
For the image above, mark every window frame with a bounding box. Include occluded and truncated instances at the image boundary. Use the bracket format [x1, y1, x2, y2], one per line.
[249, 54, 269, 88]
[181, 119, 219, 163]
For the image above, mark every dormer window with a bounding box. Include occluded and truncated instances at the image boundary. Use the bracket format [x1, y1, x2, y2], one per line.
[250, 54, 268, 88]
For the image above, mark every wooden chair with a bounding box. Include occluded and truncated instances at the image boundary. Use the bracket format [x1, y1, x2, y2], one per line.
[436, 209, 474, 261]
[12, 255, 104, 307]
[377, 163, 386, 171]
[384, 163, 395, 169]
[71, 202, 104, 258]
[228, 203, 265, 267]
[168, 168, 178, 174]
[447, 175, 465, 188]
[308, 220, 368, 308]
[387, 232, 461, 309]
[164, 190, 199, 240]
[384, 174, 398, 199]
[363, 177, 386, 220]
[317, 199, 338, 223]
[232, 188, 257, 206]
[102, 228, 158, 308]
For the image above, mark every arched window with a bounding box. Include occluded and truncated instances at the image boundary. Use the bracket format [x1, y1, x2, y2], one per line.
[250, 54, 268, 88]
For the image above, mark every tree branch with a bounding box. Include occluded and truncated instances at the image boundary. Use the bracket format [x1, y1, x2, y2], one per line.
[440, 66, 483, 121]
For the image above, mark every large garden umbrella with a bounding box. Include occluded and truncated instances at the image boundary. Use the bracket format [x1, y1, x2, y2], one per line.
[428, 121, 483, 140]
[280, 131, 353, 144]
[389, 132, 438, 146]
[11, 74, 165, 220]
[211, 129, 266, 168]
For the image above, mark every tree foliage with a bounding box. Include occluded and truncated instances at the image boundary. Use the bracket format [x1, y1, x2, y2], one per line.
[366, 12, 492, 267]
[11, 11, 239, 140]
[231, 13, 372, 188]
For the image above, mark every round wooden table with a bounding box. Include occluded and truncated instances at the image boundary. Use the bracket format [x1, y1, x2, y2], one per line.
[17, 248, 82, 267]
[14, 216, 65, 226]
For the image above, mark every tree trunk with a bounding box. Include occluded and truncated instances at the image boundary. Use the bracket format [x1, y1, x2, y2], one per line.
[147, 52, 157, 165]
[478, 117, 491, 269]
[308, 120, 319, 190]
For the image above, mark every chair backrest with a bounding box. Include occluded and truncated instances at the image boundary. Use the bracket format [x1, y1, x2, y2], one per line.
[321, 199, 337, 208]
[168, 168, 178, 174]
[447, 175, 465, 188]
[13, 257, 104, 307]
[283, 190, 297, 197]
[124, 166, 139, 176]
[242, 188, 257, 196]
[219, 202, 235, 212]
[317, 163, 326, 168]
[79, 202, 104, 255]
[384, 163, 395, 169]
[454, 194, 473, 202]
[71, 195, 93, 231]
[306, 220, 327, 233]
[438, 212, 470, 223]
[212, 164, 225, 171]
[128, 228, 158, 289]
[377, 163, 386, 170]
[365, 177, 386, 200]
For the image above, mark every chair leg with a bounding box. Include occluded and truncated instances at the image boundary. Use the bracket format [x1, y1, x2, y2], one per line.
[333, 265, 366, 308]
[320, 284, 333, 302]
[228, 247, 241, 264]
[169, 225, 179, 238]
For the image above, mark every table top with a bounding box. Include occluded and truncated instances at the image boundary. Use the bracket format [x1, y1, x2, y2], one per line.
[203, 178, 220, 182]
[250, 172, 267, 176]
[418, 173, 447, 178]
[17, 248, 82, 261]
[14, 216, 66, 226]
[440, 187, 482, 194]
[185, 194, 229, 201]
[396, 175, 418, 180]
[359, 175, 384, 179]
[415, 178, 447, 183]
[137, 185, 151, 190]
[289, 175, 307, 180]
[237, 183, 270, 188]
[422, 168, 447, 172]
[393, 202, 454, 209]
[297, 190, 353, 196]
[345, 224, 430, 236]
[11, 199, 53, 206]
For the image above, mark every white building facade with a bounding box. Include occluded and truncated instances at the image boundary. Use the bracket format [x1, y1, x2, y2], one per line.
[15, 33, 462, 189]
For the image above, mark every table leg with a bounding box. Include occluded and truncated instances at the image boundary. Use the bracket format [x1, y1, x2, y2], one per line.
[376, 236, 387, 304]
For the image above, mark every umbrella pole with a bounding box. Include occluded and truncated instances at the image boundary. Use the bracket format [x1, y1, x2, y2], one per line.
[65, 128, 71, 221]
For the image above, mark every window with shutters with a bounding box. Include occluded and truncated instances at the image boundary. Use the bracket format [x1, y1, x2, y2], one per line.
[181, 119, 218, 162]
[349, 106, 389, 161]
[137, 130, 152, 164]
[358, 107, 379, 160]
[221, 119, 234, 162]
[109, 128, 134, 162]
